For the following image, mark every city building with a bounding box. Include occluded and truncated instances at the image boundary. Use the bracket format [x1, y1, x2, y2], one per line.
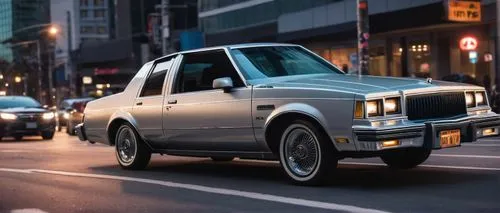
[0, 0, 51, 100]
[198, 0, 498, 88]
[79, 0, 115, 44]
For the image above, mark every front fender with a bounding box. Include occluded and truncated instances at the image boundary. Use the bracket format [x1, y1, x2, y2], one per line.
[264, 103, 330, 131]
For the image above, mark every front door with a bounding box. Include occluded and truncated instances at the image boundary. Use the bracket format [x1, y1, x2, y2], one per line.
[132, 56, 176, 146]
[163, 50, 256, 151]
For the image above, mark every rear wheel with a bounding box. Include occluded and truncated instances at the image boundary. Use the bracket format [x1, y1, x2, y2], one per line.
[115, 123, 151, 170]
[380, 148, 431, 169]
[211, 157, 234, 162]
[279, 120, 337, 186]
[41, 131, 55, 140]
[14, 135, 23, 141]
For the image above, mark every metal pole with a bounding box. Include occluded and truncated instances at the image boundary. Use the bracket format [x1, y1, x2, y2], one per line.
[495, 1, 500, 89]
[67, 10, 74, 98]
[36, 40, 42, 102]
[357, 0, 369, 76]
[48, 42, 53, 105]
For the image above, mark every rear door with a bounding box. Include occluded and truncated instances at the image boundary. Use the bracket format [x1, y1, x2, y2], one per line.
[131, 56, 176, 145]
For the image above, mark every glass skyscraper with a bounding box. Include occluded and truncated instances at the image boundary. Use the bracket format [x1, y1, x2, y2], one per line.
[0, 0, 13, 62]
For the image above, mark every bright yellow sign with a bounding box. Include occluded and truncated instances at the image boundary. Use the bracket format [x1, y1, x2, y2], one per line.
[448, 0, 481, 22]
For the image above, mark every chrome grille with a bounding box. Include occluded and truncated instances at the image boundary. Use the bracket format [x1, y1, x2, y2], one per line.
[406, 93, 466, 121]
[16, 113, 41, 121]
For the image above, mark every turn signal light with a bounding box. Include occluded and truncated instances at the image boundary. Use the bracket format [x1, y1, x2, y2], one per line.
[382, 140, 400, 148]
[482, 128, 497, 136]
[354, 101, 364, 119]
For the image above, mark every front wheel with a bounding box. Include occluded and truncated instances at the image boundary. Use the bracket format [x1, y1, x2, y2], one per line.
[41, 131, 55, 140]
[14, 135, 23, 141]
[115, 123, 151, 170]
[279, 120, 337, 186]
[380, 148, 431, 169]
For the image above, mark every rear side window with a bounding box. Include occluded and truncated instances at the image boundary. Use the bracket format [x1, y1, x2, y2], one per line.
[140, 57, 175, 97]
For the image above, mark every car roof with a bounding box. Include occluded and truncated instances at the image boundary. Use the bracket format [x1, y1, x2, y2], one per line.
[155, 43, 300, 62]
[0, 96, 36, 100]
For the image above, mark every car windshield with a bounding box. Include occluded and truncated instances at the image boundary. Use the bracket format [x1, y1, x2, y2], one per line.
[231, 46, 344, 80]
[0, 97, 42, 109]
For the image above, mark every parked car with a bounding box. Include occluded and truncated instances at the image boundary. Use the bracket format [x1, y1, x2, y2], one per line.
[441, 73, 479, 85]
[0, 96, 56, 141]
[57, 98, 94, 131]
[76, 43, 500, 185]
[66, 99, 92, 135]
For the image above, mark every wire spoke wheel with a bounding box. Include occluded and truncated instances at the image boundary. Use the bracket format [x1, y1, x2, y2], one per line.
[116, 127, 137, 165]
[284, 127, 319, 177]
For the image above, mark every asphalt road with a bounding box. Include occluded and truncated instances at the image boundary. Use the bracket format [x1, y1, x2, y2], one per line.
[0, 131, 499, 213]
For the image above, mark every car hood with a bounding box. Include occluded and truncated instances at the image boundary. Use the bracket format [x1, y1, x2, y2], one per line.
[0, 107, 47, 113]
[251, 74, 482, 95]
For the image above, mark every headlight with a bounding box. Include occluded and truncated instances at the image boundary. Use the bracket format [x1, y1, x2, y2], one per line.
[466, 92, 475, 108]
[0, 113, 17, 120]
[63, 112, 70, 119]
[384, 97, 401, 115]
[475, 92, 486, 106]
[42, 112, 55, 120]
[366, 100, 383, 117]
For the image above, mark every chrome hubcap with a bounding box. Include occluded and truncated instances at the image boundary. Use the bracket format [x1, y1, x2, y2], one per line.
[284, 128, 319, 177]
[117, 127, 137, 164]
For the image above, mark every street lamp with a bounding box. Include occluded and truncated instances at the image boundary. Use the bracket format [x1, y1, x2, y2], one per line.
[1, 23, 61, 104]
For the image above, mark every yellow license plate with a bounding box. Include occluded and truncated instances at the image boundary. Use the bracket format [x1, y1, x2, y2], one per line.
[440, 129, 461, 148]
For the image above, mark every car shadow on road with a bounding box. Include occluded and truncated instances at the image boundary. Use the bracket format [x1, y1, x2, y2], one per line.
[89, 158, 491, 190]
[0, 137, 47, 143]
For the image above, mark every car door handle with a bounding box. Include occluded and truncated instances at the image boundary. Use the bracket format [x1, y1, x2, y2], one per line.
[136, 102, 143, 106]
[168, 100, 177, 104]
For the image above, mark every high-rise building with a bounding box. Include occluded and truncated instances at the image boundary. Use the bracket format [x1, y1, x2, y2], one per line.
[0, 0, 50, 62]
[79, 0, 115, 44]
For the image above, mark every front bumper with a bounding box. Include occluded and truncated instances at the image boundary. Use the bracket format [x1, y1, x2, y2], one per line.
[353, 113, 500, 151]
[0, 120, 56, 136]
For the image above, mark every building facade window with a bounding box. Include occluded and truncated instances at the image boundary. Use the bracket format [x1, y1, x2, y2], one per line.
[80, 26, 94, 33]
[94, 0, 105, 7]
[94, 9, 105, 18]
[80, 9, 88, 18]
[80, 0, 89, 7]
[97, 26, 106, 34]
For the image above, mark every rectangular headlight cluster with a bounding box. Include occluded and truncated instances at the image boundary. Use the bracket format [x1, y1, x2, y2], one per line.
[466, 91, 487, 108]
[355, 97, 402, 119]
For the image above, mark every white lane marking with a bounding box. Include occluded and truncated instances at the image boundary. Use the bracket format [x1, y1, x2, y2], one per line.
[11, 209, 49, 213]
[0, 168, 389, 213]
[340, 162, 500, 171]
[462, 144, 500, 147]
[432, 154, 500, 159]
[0, 168, 33, 173]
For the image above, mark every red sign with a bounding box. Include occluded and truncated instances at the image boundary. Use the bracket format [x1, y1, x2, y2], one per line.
[459, 36, 478, 51]
[94, 68, 119, 75]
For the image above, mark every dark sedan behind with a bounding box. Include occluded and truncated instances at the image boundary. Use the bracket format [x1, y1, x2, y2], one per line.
[0, 96, 56, 141]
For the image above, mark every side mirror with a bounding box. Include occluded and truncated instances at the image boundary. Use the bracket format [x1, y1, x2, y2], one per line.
[213, 77, 233, 93]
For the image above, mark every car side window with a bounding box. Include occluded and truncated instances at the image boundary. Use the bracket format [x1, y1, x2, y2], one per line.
[174, 50, 244, 93]
[140, 57, 175, 97]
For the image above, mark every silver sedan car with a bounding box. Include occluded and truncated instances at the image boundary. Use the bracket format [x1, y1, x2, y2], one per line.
[76, 43, 500, 185]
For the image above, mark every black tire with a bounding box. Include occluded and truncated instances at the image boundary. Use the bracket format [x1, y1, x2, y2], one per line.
[41, 131, 55, 140]
[57, 125, 62, 132]
[278, 120, 337, 186]
[115, 123, 151, 170]
[67, 122, 76, 136]
[380, 148, 431, 169]
[14, 135, 23, 141]
[211, 157, 234, 162]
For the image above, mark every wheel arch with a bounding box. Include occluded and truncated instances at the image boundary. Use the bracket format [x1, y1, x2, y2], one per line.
[263, 103, 337, 154]
[106, 111, 140, 146]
